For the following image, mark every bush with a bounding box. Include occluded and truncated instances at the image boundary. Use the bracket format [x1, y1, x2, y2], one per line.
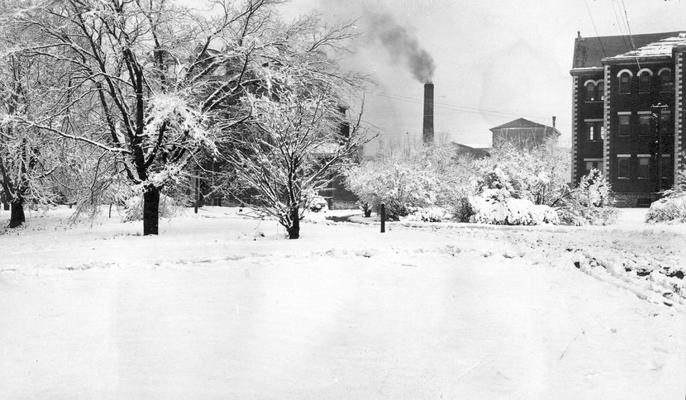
[646, 193, 686, 223]
[451, 197, 473, 222]
[406, 206, 452, 222]
[343, 145, 473, 220]
[555, 170, 618, 226]
[121, 193, 180, 222]
[646, 165, 686, 223]
[473, 143, 570, 206]
[469, 196, 559, 225]
[304, 191, 328, 213]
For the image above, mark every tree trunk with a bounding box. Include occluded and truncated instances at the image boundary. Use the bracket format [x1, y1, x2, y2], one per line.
[9, 198, 25, 228]
[287, 206, 300, 239]
[143, 186, 160, 236]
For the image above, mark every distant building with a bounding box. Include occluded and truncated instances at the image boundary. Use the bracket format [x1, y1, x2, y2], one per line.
[489, 118, 561, 149]
[570, 31, 686, 206]
[448, 142, 490, 159]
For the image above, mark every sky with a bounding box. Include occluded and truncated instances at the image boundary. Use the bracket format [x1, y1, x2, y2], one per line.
[277, 0, 686, 152]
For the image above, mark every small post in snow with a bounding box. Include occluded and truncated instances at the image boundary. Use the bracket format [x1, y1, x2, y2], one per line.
[380, 203, 386, 233]
[194, 167, 199, 214]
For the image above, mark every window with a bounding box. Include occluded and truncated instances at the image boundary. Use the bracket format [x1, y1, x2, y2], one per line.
[638, 69, 652, 93]
[584, 159, 603, 175]
[585, 81, 596, 101]
[637, 157, 650, 179]
[661, 155, 673, 179]
[638, 113, 652, 136]
[658, 68, 673, 92]
[597, 81, 604, 100]
[586, 123, 596, 140]
[617, 157, 631, 178]
[584, 120, 603, 141]
[618, 70, 632, 94]
[660, 110, 672, 133]
[618, 113, 631, 136]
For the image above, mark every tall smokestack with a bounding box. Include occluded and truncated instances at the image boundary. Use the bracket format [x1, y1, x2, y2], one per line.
[552, 116, 557, 129]
[423, 82, 434, 144]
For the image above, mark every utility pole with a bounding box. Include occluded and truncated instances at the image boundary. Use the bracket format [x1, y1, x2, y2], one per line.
[651, 103, 669, 192]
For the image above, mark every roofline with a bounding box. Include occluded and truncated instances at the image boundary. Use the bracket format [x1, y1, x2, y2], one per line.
[602, 55, 673, 65]
[570, 67, 604, 76]
[489, 126, 562, 136]
[576, 30, 686, 42]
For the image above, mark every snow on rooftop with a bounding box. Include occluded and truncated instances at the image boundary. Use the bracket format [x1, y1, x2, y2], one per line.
[608, 33, 686, 59]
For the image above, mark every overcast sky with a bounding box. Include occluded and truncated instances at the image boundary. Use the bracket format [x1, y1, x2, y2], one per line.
[277, 0, 686, 151]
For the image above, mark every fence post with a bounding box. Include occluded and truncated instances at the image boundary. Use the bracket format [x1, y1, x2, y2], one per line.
[380, 203, 386, 233]
[194, 168, 199, 214]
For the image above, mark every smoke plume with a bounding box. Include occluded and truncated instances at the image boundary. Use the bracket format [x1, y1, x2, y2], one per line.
[365, 11, 435, 83]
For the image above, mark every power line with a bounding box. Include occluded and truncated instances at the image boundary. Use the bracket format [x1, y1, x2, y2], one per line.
[619, 0, 641, 68]
[610, 0, 631, 50]
[371, 92, 572, 131]
[584, 0, 607, 57]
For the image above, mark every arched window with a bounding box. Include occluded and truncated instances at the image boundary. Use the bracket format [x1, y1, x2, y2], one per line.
[617, 70, 633, 94]
[585, 81, 597, 101]
[637, 69, 652, 93]
[658, 68, 673, 92]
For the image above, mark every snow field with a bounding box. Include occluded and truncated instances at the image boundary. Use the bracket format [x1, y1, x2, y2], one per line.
[0, 206, 684, 399]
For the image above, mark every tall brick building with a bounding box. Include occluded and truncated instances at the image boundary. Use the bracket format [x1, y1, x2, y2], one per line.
[571, 31, 686, 206]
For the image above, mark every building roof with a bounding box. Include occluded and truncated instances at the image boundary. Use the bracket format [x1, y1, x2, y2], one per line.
[606, 33, 686, 61]
[572, 31, 685, 69]
[448, 142, 490, 159]
[489, 117, 560, 134]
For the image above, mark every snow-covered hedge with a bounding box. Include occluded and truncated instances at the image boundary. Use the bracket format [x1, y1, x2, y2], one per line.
[405, 206, 452, 222]
[469, 196, 559, 225]
[646, 193, 686, 223]
[121, 193, 180, 222]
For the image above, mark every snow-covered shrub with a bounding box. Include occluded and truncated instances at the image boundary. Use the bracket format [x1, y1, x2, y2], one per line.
[469, 196, 558, 225]
[459, 144, 567, 225]
[646, 162, 686, 223]
[121, 193, 180, 222]
[451, 197, 473, 222]
[472, 143, 570, 206]
[343, 144, 475, 220]
[358, 201, 372, 217]
[406, 206, 452, 222]
[307, 195, 328, 213]
[646, 193, 686, 223]
[556, 169, 617, 226]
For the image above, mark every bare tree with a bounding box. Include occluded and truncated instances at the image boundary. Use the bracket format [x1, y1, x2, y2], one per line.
[218, 16, 369, 239]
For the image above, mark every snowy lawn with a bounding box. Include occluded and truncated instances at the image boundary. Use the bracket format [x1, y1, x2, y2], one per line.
[0, 206, 684, 399]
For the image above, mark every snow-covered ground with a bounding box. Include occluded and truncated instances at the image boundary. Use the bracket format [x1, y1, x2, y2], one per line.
[0, 206, 684, 399]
